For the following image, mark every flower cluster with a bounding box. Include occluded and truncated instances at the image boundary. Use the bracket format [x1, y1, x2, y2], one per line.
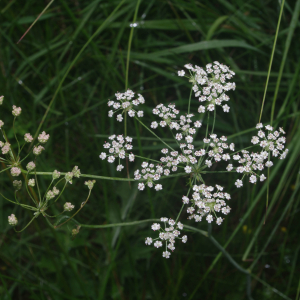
[134, 162, 164, 191]
[107, 89, 145, 122]
[99, 135, 134, 171]
[145, 218, 187, 258]
[183, 184, 230, 225]
[8, 214, 18, 226]
[178, 61, 235, 113]
[64, 202, 75, 212]
[230, 123, 288, 188]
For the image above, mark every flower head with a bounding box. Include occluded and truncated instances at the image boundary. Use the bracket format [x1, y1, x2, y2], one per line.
[64, 202, 74, 212]
[8, 214, 18, 226]
[12, 105, 22, 117]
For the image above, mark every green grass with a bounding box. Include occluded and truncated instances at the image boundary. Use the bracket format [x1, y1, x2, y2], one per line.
[0, 0, 300, 299]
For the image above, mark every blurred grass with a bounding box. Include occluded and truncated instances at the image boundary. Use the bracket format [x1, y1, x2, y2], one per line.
[0, 0, 300, 299]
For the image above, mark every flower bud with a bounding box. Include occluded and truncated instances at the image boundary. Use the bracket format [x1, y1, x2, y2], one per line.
[26, 161, 36, 171]
[11, 167, 21, 177]
[72, 166, 81, 178]
[64, 202, 74, 212]
[13, 180, 22, 191]
[8, 214, 18, 226]
[12, 105, 21, 117]
[28, 179, 35, 187]
[84, 180, 96, 190]
[52, 170, 61, 180]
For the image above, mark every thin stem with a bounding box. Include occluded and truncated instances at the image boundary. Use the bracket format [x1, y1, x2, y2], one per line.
[25, 172, 38, 206]
[135, 117, 175, 151]
[14, 216, 37, 233]
[211, 109, 216, 134]
[54, 190, 92, 229]
[79, 218, 160, 229]
[12, 118, 21, 157]
[258, 0, 285, 123]
[188, 86, 193, 115]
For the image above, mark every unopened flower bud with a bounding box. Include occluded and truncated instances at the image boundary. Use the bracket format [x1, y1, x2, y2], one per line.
[38, 131, 50, 143]
[8, 214, 18, 226]
[65, 172, 73, 184]
[0, 96, 4, 105]
[72, 166, 81, 178]
[11, 167, 21, 177]
[33, 145, 44, 155]
[64, 202, 74, 212]
[0, 120, 4, 129]
[28, 179, 35, 187]
[52, 186, 59, 196]
[13, 180, 22, 191]
[46, 190, 55, 200]
[2, 143, 10, 154]
[26, 161, 36, 171]
[52, 170, 61, 180]
[84, 180, 96, 190]
[24, 133, 33, 143]
[12, 105, 21, 117]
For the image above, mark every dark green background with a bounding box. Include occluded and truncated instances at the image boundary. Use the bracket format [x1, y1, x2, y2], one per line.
[0, 0, 299, 299]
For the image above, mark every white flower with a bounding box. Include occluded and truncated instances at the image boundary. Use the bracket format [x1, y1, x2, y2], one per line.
[226, 164, 233, 171]
[185, 166, 192, 173]
[260, 174, 266, 181]
[198, 105, 205, 113]
[155, 184, 162, 191]
[223, 104, 230, 112]
[151, 223, 160, 231]
[138, 183, 145, 190]
[265, 161, 273, 167]
[117, 114, 123, 122]
[116, 164, 124, 171]
[8, 214, 18, 226]
[99, 152, 106, 160]
[182, 235, 187, 243]
[137, 111, 144, 117]
[162, 251, 171, 258]
[151, 121, 158, 129]
[145, 237, 153, 245]
[178, 70, 185, 76]
[235, 179, 243, 188]
[206, 214, 213, 223]
[249, 175, 257, 184]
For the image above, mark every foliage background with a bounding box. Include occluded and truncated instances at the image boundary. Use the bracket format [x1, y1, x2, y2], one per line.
[0, 0, 299, 299]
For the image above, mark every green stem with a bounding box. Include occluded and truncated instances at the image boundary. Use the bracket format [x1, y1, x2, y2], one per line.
[188, 86, 193, 115]
[135, 117, 175, 151]
[258, 0, 285, 123]
[54, 190, 92, 229]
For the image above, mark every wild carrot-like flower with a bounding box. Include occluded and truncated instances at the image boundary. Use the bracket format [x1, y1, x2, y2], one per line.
[107, 89, 145, 122]
[146, 218, 187, 258]
[100, 135, 134, 171]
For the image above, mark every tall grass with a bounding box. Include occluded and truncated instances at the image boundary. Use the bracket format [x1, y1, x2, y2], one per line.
[0, 0, 299, 299]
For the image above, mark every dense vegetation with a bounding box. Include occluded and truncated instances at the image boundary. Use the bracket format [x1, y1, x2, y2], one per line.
[0, 0, 299, 299]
